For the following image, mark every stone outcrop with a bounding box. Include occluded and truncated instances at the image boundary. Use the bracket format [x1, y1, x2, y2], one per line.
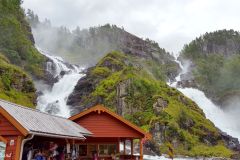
[153, 97, 168, 115]
[116, 79, 131, 115]
[67, 70, 99, 114]
[220, 131, 240, 151]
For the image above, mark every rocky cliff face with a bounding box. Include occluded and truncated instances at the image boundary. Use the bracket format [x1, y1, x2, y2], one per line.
[67, 51, 237, 158]
[28, 19, 180, 80]
[180, 29, 240, 106]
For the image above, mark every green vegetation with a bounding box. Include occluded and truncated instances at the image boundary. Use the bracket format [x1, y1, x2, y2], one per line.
[0, 0, 44, 107]
[27, 12, 179, 79]
[0, 53, 36, 107]
[0, 0, 45, 78]
[181, 29, 240, 60]
[181, 29, 240, 103]
[79, 51, 233, 157]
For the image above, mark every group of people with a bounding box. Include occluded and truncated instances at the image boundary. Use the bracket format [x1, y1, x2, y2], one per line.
[22, 142, 65, 160]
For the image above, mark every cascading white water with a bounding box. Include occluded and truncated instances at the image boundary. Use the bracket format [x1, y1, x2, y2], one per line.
[34, 48, 239, 159]
[170, 58, 240, 140]
[178, 88, 240, 140]
[36, 48, 84, 117]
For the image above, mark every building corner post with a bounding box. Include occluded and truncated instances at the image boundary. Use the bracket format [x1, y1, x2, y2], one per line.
[139, 138, 143, 160]
[15, 136, 23, 160]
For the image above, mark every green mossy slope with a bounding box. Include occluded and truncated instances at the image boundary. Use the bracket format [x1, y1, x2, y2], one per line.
[0, 0, 45, 107]
[70, 51, 233, 157]
[0, 53, 36, 107]
[0, 0, 45, 78]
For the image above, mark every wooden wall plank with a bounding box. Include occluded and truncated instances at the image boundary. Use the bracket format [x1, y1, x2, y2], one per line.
[75, 112, 142, 138]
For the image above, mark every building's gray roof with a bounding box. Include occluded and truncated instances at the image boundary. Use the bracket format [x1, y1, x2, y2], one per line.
[0, 99, 92, 139]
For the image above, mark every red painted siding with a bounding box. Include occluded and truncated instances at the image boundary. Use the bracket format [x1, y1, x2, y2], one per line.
[74, 112, 143, 138]
[0, 114, 21, 136]
[4, 136, 19, 160]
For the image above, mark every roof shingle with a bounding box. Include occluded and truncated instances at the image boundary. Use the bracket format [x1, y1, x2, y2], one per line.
[0, 99, 92, 139]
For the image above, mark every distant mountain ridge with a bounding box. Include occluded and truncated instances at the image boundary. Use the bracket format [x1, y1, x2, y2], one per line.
[27, 12, 180, 81]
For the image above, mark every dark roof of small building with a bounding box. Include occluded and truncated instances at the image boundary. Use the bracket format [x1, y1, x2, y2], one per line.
[0, 99, 92, 140]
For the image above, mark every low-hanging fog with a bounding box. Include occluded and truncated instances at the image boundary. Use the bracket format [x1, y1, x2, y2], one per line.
[30, 17, 126, 66]
[22, 0, 240, 54]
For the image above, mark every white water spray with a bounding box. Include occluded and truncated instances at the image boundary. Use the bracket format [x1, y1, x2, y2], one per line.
[36, 48, 84, 117]
[170, 59, 240, 140]
[34, 47, 240, 159]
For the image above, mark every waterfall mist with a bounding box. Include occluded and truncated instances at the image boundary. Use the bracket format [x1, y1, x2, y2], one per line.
[35, 48, 85, 117]
[30, 20, 118, 66]
[172, 59, 240, 140]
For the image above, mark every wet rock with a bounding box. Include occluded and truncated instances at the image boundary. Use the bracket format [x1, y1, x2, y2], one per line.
[67, 76, 94, 107]
[36, 91, 43, 97]
[116, 79, 131, 115]
[153, 97, 168, 115]
[179, 117, 195, 129]
[45, 101, 60, 115]
[60, 70, 66, 76]
[178, 95, 189, 106]
[177, 79, 197, 88]
[150, 122, 168, 144]
[200, 133, 218, 146]
[144, 140, 161, 156]
[220, 131, 240, 151]
[43, 71, 58, 85]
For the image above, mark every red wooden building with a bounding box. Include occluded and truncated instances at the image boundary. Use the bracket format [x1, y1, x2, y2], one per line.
[0, 99, 150, 160]
[0, 99, 91, 160]
[69, 105, 151, 160]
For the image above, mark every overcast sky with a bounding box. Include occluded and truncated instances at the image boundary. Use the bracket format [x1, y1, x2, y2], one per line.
[22, 0, 240, 54]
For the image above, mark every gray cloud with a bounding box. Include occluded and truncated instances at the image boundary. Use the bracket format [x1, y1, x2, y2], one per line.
[22, 0, 240, 54]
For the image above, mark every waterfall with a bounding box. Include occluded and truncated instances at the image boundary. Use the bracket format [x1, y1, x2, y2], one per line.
[170, 59, 240, 140]
[36, 48, 84, 117]
[34, 47, 239, 159]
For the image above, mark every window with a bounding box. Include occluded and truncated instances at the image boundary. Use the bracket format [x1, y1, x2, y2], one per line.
[108, 145, 116, 155]
[79, 145, 87, 156]
[87, 144, 97, 156]
[99, 145, 108, 155]
[99, 144, 116, 156]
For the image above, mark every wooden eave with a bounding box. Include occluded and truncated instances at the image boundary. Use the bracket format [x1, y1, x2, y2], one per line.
[0, 107, 28, 136]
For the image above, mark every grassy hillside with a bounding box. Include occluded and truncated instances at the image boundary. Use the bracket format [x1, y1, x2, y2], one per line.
[0, 53, 35, 107]
[68, 51, 233, 157]
[0, 0, 45, 78]
[181, 29, 240, 105]
[0, 0, 45, 107]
